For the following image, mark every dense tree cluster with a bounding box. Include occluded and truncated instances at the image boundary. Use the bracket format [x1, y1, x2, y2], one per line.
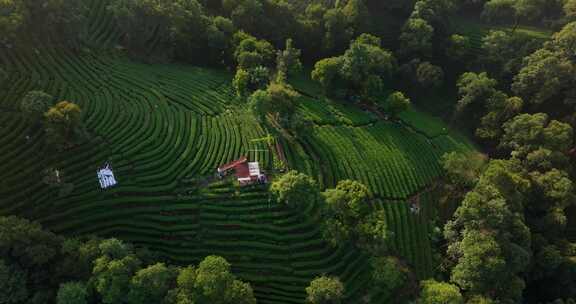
[312, 34, 396, 102]
[429, 12, 576, 304]
[0, 0, 86, 44]
[439, 120, 574, 302]
[512, 22, 576, 109]
[454, 72, 524, 142]
[438, 112, 574, 303]
[481, 0, 567, 27]
[108, 0, 223, 58]
[0, 216, 255, 304]
[232, 31, 276, 98]
[480, 30, 540, 77]
[321, 180, 388, 252]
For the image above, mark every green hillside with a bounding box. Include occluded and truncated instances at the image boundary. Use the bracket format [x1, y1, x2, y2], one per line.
[0, 41, 472, 302]
[5, 0, 573, 302]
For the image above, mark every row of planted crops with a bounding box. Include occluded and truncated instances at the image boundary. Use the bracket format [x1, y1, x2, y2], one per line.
[376, 195, 437, 279]
[0, 40, 392, 303]
[0, 1, 477, 301]
[298, 123, 451, 199]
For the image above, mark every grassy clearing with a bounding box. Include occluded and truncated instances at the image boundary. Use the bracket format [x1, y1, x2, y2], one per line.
[398, 109, 449, 138]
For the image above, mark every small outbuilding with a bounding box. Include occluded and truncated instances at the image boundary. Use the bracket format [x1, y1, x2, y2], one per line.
[217, 157, 267, 186]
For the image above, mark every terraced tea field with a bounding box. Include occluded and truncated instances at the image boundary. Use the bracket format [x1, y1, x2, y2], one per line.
[0, 1, 477, 302]
[0, 42, 475, 302]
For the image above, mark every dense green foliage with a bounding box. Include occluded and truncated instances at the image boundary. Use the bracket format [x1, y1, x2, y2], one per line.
[312, 34, 396, 101]
[0, 216, 256, 304]
[1, 0, 576, 303]
[305, 276, 345, 304]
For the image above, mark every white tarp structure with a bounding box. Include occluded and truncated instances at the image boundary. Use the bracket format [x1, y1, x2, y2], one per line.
[248, 162, 261, 177]
[97, 164, 117, 189]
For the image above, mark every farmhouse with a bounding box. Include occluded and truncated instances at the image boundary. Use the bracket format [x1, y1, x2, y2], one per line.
[217, 156, 267, 186]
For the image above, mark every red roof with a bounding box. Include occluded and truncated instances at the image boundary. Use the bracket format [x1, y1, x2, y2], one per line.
[234, 162, 251, 179]
[218, 156, 248, 172]
[218, 157, 264, 184]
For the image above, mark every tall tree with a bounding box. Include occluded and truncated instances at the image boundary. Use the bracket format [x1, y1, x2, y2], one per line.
[321, 180, 390, 253]
[232, 31, 276, 98]
[0, 0, 26, 42]
[44, 101, 82, 147]
[127, 263, 176, 304]
[20, 91, 53, 121]
[384, 91, 411, 116]
[444, 160, 532, 302]
[322, 8, 354, 53]
[410, 0, 457, 31]
[341, 0, 371, 35]
[441, 152, 487, 189]
[476, 93, 523, 142]
[305, 276, 345, 304]
[446, 34, 472, 63]
[565, 0, 576, 18]
[480, 30, 539, 77]
[370, 256, 407, 292]
[454, 72, 499, 123]
[311, 56, 342, 95]
[399, 18, 434, 56]
[419, 280, 464, 304]
[230, 0, 264, 35]
[276, 38, 302, 81]
[338, 35, 396, 100]
[0, 259, 29, 304]
[416, 62, 444, 88]
[0, 216, 64, 303]
[270, 171, 321, 211]
[92, 239, 143, 304]
[56, 282, 88, 304]
[500, 113, 573, 157]
[453, 71, 523, 143]
[248, 82, 299, 126]
[512, 49, 574, 106]
[194, 255, 256, 304]
[550, 21, 576, 59]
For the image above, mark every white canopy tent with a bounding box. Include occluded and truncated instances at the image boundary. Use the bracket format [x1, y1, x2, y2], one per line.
[97, 164, 117, 189]
[248, 162, 261, 177]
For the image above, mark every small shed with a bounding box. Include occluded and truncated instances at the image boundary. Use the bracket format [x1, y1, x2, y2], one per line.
[217, 157, 267, 186]
[97, 163, 118, 189]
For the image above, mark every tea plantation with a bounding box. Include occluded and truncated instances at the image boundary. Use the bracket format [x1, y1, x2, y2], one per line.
[0, 1, 476, 303]
[0, 47, 474, 303]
